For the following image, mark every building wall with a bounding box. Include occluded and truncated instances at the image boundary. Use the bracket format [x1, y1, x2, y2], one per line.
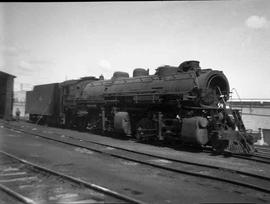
[14, 90, 26, 102]
[229, 101, 270, 131]
[0, 72, 15, 120]
[241, 107, 270, 131]
[5, 76, 14, 120]
[0, 77, 7, 118]
[230, 101, 270, 146]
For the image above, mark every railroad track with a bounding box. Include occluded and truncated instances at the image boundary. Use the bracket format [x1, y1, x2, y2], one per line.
[255, 146, 270, 154]
[230, 146, 270, 165]
[0, 150, 145, 204]
[254, 151, 270, 160]
[5, 121, 270, 165]
[231, 154, 270, 165]
[2, 123, 270, 197]
[6, 121, 270, 165]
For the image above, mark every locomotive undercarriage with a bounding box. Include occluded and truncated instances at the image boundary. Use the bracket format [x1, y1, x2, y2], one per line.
[63, 99, 255, 155]
[136, 108, 255, 154]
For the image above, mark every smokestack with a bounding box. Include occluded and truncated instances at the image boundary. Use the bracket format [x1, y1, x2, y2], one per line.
[20, 83, 23, 91]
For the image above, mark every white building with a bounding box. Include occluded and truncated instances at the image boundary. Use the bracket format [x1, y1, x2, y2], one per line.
[13, 83, 30, 118]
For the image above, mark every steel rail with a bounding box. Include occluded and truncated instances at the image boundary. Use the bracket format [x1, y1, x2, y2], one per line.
[232, 154, 270, 165]
[3, 124, 270, 194]
[0, 183, 36, 204]
[0, 150, 146, 204]
[255, 146, 270, 150]
[255, 146, 270, 154]
[254, 152, 270, 159]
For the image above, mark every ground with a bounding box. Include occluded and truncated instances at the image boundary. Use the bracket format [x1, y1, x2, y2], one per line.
[0, 120, 269, 203]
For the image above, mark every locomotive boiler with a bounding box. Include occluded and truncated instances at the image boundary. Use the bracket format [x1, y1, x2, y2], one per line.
[26, 60, 256, 154]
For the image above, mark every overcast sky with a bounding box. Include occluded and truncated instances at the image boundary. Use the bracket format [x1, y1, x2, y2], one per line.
[0, 1, 270, 99]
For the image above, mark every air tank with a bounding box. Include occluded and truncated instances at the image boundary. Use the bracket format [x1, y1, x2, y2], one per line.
[111, 71, 129, 80]
[133, 68, 149, 77]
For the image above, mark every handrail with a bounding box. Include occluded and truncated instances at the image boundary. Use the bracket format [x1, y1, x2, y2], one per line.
[231, 88, 243, 114]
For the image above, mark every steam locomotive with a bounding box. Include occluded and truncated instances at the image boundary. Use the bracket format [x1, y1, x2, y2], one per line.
[25, 60, 256, 154]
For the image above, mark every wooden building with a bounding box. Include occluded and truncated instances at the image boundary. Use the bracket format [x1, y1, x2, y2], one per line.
[0, 71, 16, 120]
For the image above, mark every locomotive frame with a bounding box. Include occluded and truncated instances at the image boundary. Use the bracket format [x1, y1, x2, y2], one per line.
[25, 60, 257, 155]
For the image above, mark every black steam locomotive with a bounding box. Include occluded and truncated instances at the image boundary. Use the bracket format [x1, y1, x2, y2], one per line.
[25, 60, 256, 154]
